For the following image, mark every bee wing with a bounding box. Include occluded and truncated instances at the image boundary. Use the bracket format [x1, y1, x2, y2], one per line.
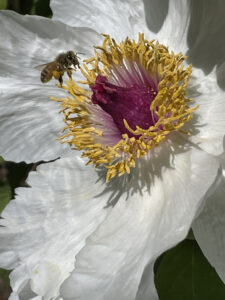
[34, 61, 57, 71]
[34, 63, 49, 71]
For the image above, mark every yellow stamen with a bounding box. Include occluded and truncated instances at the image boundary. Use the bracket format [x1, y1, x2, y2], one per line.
[53, 34, 198, 181]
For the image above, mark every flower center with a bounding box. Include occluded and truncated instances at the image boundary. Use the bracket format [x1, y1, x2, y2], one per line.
[91, 69, 158, 138]
[54, 34, 198, 181]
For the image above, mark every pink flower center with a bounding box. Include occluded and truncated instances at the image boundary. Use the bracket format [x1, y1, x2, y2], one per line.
[91, 65, 158, 138]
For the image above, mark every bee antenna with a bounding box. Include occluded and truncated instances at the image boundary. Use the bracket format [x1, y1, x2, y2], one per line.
[76, 52, 85, 55]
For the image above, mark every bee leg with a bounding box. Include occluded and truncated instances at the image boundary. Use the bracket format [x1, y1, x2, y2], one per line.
[58, 75, 63, 87]
[67, 68, 73, 79]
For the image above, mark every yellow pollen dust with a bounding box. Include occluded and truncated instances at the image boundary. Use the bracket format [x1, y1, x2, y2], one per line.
[53, 33, 198, 181]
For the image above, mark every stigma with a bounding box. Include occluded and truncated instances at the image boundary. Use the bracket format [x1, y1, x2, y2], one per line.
[54, 33, 198, 181]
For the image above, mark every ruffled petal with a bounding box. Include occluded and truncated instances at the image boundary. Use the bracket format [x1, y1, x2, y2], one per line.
[60, 142, 219, 300]
[51, 0, 191, 52]
[143, 0, 191, 53]
[135, 262, 158, 300]
[51, 0, 140, 40]
[0, 11, 100, 79]
[0, 10, 101, 162]
[0, 156, 111, 299]
[144, 0, 225, 70]
[51, 0, 225, 78]
[0, 78, 70, 163]
[192, 174, 225, 284]
[184, 67, 225, 156]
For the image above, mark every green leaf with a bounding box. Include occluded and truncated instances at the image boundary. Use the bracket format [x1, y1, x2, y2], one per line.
[0, 268, 10, 287]
[0, 157, 11, 288]
[155, 240, 225, 300]
[0, 0, 7, 10]
[0, 182, 11, 213]
[19, 0, 34, 14]
[33, 0, 52, 17]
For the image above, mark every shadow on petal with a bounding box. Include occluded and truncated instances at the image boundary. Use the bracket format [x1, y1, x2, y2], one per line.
[187, 0, 225, 89]
[143, 0, 225, 89]
[143, 0, 169, 33]
[95, 135, 192, 208]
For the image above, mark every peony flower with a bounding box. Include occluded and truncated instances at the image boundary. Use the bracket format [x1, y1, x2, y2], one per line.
[0, 0, 225, 299]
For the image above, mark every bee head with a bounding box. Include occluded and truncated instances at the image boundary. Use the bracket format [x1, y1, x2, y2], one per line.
[66, 51, 79, 66]
[66, 51, 75, 61]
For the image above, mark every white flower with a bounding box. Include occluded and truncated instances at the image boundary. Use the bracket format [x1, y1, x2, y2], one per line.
[0, 0, 225, 299]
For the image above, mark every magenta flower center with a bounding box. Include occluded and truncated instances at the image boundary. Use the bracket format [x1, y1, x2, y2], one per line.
[91, 65, 158, 138]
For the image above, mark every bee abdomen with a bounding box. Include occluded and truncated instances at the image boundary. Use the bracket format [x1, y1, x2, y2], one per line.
[41, 68, 52, 83]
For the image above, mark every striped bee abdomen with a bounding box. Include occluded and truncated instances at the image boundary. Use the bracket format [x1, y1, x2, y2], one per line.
[41, 67, 53, 83]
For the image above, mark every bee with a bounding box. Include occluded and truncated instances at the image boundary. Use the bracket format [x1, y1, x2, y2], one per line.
[35, 51, 81, 86]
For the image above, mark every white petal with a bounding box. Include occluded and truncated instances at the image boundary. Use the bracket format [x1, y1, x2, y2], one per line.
[51, 0, 191, 53]
[124, 0, 191, 54]
[135, 262, 158, 300]
[9, 266, 39, 300]
[146, 0, 225, 62]
[51, 0, 139, 40]
[0, 10, 100, 73]
[0, 78, 71, 163]
[184, 67, 225, 156]
[144, 0, 191, 53]
[0, 156, 111, 299]
[9, 293, 20, 300]
[192, 174, 225, 283]
[60, 142, 219, 300]
[0, 10, 101, 162]
[51, 0, 225, 73]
